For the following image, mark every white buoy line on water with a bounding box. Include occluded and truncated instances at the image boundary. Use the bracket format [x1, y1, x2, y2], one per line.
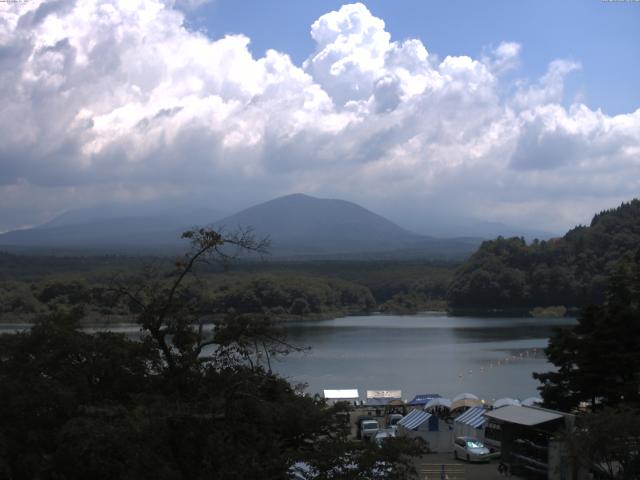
[456, 347, 544, 383]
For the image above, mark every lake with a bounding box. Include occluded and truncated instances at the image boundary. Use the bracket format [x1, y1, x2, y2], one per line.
[272, 313, 576, 402]
[0, 313, 575, 403]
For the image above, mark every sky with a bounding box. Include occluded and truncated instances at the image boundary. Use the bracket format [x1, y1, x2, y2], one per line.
[0, 0, 639, 235]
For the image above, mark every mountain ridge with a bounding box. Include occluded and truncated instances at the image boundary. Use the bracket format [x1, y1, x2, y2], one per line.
[0, 193, 480, 259]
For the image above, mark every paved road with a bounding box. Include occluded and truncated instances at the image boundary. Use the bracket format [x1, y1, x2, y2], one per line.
[415, 453, 506, 480]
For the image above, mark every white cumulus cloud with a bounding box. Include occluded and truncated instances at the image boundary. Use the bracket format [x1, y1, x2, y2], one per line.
[0, 1, 639, 233]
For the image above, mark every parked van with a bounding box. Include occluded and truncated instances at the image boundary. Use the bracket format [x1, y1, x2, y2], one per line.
[358, 419, 380, 441]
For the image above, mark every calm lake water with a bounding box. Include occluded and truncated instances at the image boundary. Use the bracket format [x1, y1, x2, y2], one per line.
[273, 313, 576, 402]
[0, 313, 575, 402]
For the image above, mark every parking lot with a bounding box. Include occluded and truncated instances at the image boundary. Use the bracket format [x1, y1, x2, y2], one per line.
[415, 453, 505, 480]
[350, 410, 507, 479]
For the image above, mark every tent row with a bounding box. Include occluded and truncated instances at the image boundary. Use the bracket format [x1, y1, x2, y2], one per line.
[323, 389, 542, 410]
[393, 400, 545, 454]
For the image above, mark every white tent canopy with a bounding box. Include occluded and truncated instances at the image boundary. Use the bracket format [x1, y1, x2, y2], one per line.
[424, 397, 452, 410]
[493, 398, 521, 409]
[451, 393, 482, 411]
[521, 397, 543, 406]
[452, 393, 479, 402]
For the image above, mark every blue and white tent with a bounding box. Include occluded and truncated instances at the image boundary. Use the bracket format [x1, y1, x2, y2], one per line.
[455, 407, 486, 428]
[397, 410, 432, 431]
[397, 408, 453, 452]
[453, 407, 486, 439]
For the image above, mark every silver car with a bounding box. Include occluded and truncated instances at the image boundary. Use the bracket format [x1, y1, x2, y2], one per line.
[453, 436, 491, 462]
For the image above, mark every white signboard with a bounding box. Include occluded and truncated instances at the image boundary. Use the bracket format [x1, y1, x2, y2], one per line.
[323, 389, 359, 399]
[366, 390, 402, 399]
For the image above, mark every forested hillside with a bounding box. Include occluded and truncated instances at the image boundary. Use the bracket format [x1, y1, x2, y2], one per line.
[0, 274, 376, 324]
[448, 199, 640, 312]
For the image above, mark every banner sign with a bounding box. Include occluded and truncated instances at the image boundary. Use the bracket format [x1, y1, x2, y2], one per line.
[366, 390, 402, 399]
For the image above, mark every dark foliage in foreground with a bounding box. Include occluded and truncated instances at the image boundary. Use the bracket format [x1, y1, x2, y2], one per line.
[0, 229, 422, 480]
[448, 199, 640, 311]
[563, 408, 640, 480]
[532, 249, 640, 479]
[533, 249, 640, 412]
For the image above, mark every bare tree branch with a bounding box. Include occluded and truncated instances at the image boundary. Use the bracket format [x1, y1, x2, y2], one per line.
[108, 226, 271, 374]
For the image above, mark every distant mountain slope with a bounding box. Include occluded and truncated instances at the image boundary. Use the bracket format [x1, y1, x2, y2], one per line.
[411, 219, 555, 241]
[0, 203, 222, 250]
[463, 221, 554, 241]
[0, 193, 480, 259]
[40, 204, 220, 230]
[0, 218, 181, 249]
[447, 199, 640, 312]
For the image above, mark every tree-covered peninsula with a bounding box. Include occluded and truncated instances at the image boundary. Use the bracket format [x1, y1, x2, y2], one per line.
[447, 199, 640, 314]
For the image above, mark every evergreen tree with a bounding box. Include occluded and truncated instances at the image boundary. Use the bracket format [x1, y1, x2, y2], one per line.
[533, 250, 640, 411]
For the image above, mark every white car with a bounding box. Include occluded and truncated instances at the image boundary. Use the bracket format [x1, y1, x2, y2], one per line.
[453, 436, 491, 462]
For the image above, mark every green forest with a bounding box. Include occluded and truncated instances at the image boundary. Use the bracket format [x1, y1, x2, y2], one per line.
[0, 254, 455, 323]
[448, 199, 640, 313]
[0, 274, 376, 324]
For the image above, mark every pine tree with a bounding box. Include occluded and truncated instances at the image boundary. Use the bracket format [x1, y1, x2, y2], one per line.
[533, 250, 640, 411]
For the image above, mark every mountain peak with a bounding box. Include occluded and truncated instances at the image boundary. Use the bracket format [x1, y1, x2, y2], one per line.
[264, 193, 345, 205]
[215, 194, 422, 255]
[277, 193, 315, 200]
